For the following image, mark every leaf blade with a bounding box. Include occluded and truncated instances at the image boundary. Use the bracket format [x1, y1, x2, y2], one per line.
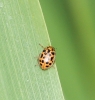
[0, 0, 64, 100]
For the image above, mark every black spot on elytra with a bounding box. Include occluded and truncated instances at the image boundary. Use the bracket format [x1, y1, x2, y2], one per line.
[42, 60, 44, 63]
[46, 66, 49, 67]
[39, 60, 41, 62]
[47, 49, 50, 53]
[40, 63, 42, 66]
[49, 63, 51, 65]
[51, 57, 53, 61]
[43, 50, 46, 52]
[41, 54, 43, 58]
[52, 48, 54, 51]
[51, 52, 54, 55]
[43, 57, 45, 59]
[46, 62, 49, 64]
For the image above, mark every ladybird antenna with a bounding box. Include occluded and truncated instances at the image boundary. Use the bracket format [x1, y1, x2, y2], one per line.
[39, 44, 44, 48]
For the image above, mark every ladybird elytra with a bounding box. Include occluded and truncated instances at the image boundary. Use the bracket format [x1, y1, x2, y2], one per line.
[38, 44, 56, 70]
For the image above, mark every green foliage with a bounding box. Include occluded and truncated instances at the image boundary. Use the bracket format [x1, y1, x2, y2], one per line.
[40, 0, 95, 100]
[0, 0, 64, 100]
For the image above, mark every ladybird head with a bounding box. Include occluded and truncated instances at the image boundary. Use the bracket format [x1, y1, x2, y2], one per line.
[47, 46, 55, 51]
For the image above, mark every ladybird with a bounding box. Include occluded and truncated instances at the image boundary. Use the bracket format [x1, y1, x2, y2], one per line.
[38, 44, 56, 70]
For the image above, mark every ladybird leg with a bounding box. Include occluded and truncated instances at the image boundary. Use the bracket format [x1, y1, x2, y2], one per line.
[34, 57, 40, 66]
[51, 61, 56, 68]
[35, 59, 40, 67]
[34, 54, 41, 58]
[39, 44, 44, 48]
[52, 64, 55, 69]
[52, 66, 55, 68]
[53, 60, 55, 64]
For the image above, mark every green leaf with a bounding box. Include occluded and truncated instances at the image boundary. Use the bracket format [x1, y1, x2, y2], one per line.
[0, 0, 64, 100]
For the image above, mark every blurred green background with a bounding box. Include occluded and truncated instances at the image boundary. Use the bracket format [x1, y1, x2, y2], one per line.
[39, 0, 95, 100]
